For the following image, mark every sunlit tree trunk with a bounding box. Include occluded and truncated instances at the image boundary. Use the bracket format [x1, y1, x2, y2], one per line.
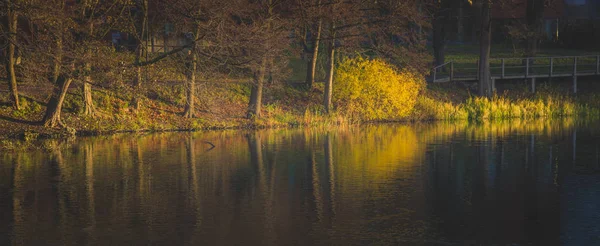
[247, 56, 267, 118]
[5, 0, 20, 110]
[247, 0, 273, 119]
[83, 80, 95, 115]
[133, 0, 148, 111]
[305, 19, 322, 88]
[323, 23, 335, 113]
[183, 25, 200, 118]
[43, 76, 73, 128]
[478, 0, 492, 97]
[83, 21, 97, 116]
[43, 35, 73, 128]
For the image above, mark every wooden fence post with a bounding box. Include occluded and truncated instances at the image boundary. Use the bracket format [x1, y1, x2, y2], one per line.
[450, 62, 454, 81]
[550, 57, 553, 77]
[573, 57, 578, 94]
[525, 58, 529, 78]
[596, 55, 599, 75]
[476, 59, 479, 80]
[501, 58, 505, 79]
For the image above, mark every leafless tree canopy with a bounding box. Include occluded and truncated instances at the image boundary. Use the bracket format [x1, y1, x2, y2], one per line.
[1, 0, 431, 125]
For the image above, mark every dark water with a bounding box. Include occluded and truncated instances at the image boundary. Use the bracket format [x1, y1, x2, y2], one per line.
[1, 120, 600, 246]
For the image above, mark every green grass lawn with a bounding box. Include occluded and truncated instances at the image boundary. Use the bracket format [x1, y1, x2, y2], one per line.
[445, 43, 598, 62]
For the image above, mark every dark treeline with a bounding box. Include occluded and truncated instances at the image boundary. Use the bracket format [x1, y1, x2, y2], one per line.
[432, 0, 568, 97]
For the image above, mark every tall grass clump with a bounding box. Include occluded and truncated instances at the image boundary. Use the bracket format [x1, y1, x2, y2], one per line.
[333, 57, 424, 121]
[463, 94, 582, 120]
[411, 96, 468, 120]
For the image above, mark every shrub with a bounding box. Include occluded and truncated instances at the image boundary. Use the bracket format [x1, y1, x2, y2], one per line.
[333, 57, 424, 121]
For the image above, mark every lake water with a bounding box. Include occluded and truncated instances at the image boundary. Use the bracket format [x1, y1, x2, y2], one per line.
[1, 120, 599, 245]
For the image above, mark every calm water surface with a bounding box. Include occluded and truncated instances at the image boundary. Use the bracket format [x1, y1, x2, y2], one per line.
[1, 120, 600, 245]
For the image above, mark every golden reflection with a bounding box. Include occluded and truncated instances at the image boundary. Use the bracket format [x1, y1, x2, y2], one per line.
[330, 125, 424, 190]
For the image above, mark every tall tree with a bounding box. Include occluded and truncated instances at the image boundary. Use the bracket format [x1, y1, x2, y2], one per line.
[133, 0, 148, 110]
[182, 26, 200, 118]
[432, 0, 454, 67]
[42, 10, 72, 128]
[322, 0, 350, 114]
[3, 0, 20, 110]
[246, 0, 273, 119]
[306, 18, 322, 88]
[245, 0, 289, 119]
[160, 0, 247, 118]
[165, 0, 224, 118]
[525, 0, 546, 57]
[78, 0, 106, 117]
[471, 0, 482, 43]
[478, 0, 492, 97]
[80, 1, 97, 116]
[323, 20, 335, 113]
[294, 0, 323, 88]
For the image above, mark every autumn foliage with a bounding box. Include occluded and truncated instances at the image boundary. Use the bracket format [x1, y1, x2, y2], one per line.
[333, 57, 424, 121]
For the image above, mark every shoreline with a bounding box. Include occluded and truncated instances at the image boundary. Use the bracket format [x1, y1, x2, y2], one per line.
[2, 81, 599, 150]
[0, 113, 594, 152]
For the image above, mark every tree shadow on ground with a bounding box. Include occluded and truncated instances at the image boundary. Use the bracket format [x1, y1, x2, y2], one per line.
[0, 114, 40, 125]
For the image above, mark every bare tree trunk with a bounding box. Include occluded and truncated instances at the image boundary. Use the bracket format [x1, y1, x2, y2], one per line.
[323, 24, 336, 114]
[43, 76, 73, 128]
[133, 0, 148, 111]
[247, 56, 267, 119]
[305, 19, 322, 89]
[83, 81, 95, 114]
[433, 0, 453, 67]
[83, 22, 96, 116]
[247, 0, 272, 119]
[43, 34, 71, 128]
[478, 0, 492, 97]
[5, 0, 20, 110]
[183, 25, 200, 119]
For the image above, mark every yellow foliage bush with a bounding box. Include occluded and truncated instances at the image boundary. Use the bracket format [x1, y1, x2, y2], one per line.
[333, 57, 424, 120]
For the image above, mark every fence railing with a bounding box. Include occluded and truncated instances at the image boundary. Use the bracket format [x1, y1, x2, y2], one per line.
[431, 55, 600, 83]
